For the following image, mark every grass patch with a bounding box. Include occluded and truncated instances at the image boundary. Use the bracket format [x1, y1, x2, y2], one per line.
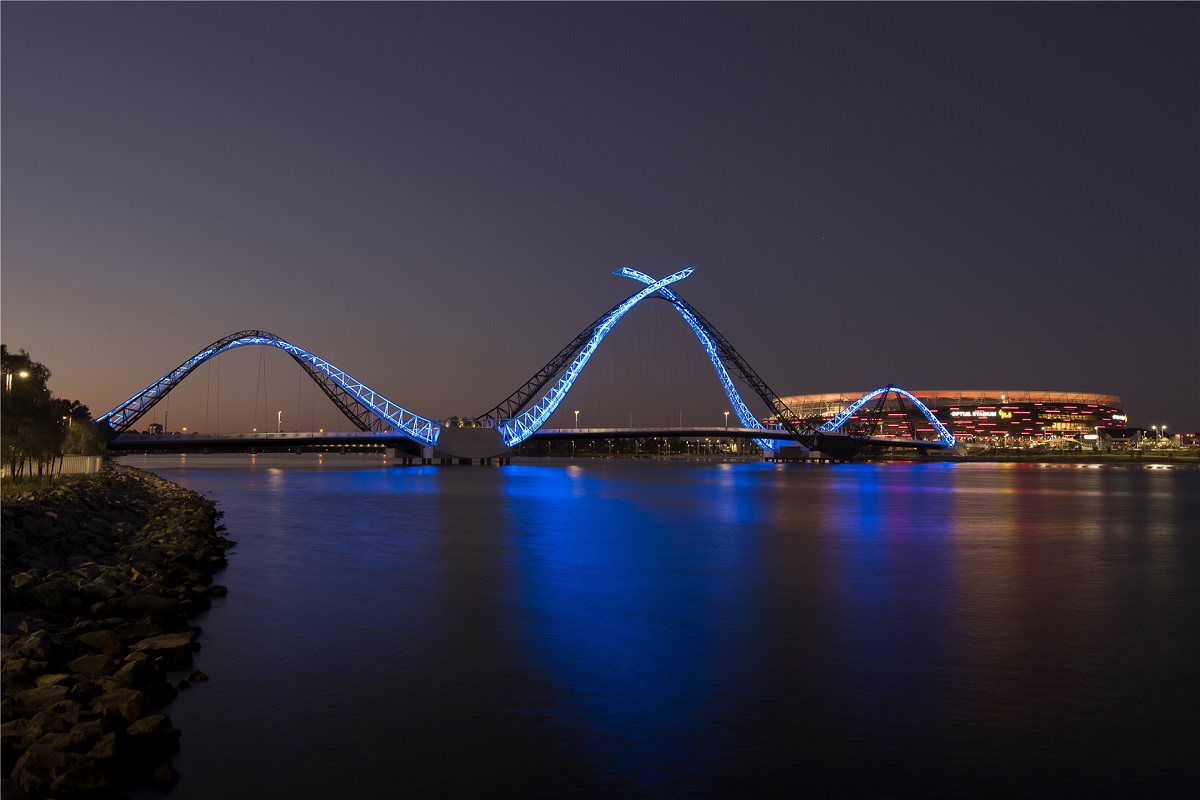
[1, 473, 88, 498]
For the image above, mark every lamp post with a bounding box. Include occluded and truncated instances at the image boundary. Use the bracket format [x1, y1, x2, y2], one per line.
[574, 410, 579, 429]
[4, 370, 29, 392]
[724, 411, 729, 429]
[1152, 425, 1158, 441]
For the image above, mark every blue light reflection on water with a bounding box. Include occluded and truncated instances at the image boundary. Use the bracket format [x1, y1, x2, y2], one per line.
[499, 462, 772, 796]
[118, 455, 1199, 799]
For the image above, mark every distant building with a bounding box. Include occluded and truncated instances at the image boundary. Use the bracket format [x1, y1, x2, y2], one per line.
[146, 423, 164, 434]
[774, 390, 1126, 442]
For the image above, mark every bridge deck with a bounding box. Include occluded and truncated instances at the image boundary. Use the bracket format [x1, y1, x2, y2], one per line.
[111, 428, 949, 453]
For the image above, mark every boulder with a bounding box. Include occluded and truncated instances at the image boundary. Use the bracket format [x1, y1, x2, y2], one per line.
[111, 656, 159, 689]
[114, 620, 163, 643]
[129, 630, 198, 668]
[27, 709, 77, 736]
[34, 725, 98, 752]
[15, 684, 70, 712]
[9, 572, 39, 591]
[68, 652, 116, 676]
[49, 760, 111, 793]
[10, 745, 89, 795]
[75, 628, 123, 655]
[126, 714, 181, 759]
[152, 759, 178, 790]
[13, 630, 68, 663]
[34, 673, 74, 688]
[86, 730, 123, 762]
[89, 687, 157, 724]
[119, 593, 179, 617]
[1, 718, 36, 751]
[1, 657, 47, 688]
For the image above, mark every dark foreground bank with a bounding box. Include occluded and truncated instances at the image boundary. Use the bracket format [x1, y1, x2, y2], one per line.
[1, 464, 234, 798]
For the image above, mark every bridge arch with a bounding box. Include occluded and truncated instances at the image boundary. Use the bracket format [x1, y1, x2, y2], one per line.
[477, 266, 819, 451]
[613, 268, 805, 450]
[818, 384, 956, 447]
[492, 268, 694, 447]
[97, 331, 439, 446]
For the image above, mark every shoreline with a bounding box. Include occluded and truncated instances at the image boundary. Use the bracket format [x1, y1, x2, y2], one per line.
[1, 463, 235, 799]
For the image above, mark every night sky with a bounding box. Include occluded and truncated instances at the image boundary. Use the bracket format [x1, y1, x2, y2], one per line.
[3, 3, 1197, 434]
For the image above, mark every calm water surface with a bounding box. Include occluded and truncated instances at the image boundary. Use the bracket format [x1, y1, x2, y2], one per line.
[119, 455, 1198, 799]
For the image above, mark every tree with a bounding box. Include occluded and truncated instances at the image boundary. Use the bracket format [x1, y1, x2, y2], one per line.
[2, 345, 106, 478]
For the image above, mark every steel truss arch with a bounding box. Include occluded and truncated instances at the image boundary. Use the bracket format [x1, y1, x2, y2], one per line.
[615, 268, 820, 451]
[97, 331, 439, 446]
[496, 268, 694, 447]
[473, 277, 700, 423]
[818, 384, 956, 447]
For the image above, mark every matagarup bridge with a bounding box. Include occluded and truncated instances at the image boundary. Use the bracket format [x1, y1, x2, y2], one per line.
[99, 268, 956, 462]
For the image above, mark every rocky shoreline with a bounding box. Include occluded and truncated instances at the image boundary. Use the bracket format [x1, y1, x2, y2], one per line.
[1, 463, 234, 798]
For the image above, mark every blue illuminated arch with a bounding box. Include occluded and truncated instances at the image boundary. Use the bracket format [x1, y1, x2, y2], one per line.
[614, 267, 777, 450]
[98, 331, 439, 446]
[818, 385, 956, 446]
[497, 268, 694, 447]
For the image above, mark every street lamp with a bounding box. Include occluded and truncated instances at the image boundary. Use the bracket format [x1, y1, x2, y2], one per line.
[574, 410, 579, 429]
[724, 411, 729, 429]
[1152, 425, 1158, 440]
[4, 370, 29, 392]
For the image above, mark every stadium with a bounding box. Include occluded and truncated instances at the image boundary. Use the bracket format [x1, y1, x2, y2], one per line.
[775, 390, 1127, 444]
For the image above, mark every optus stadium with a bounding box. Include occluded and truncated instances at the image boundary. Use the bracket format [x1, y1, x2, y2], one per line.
[775, 390, 1127, 444]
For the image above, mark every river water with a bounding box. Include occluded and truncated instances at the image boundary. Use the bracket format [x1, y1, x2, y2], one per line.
[118, 454, 1198, 799]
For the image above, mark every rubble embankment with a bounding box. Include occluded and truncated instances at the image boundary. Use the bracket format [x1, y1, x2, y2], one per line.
[1, 463, 235, 798]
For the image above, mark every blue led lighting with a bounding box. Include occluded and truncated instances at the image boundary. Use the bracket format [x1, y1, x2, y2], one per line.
[498, 268, 694, 447]
[97, 333, 440, 446]
[98, 279, 953, 456]
[818, 385, 956, 447]
[615, 268, 777, 450]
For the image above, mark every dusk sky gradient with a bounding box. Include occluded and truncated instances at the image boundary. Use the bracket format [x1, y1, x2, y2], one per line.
[3, 3, 1197, 433]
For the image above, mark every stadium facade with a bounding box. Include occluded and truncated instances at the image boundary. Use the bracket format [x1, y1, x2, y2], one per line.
[776, 390, 1127, 442]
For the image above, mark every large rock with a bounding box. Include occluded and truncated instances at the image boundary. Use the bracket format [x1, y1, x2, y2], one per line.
[119, 593, 179, 617]
[10, 745, 90, 795]
[1, 718, 37, 751]
[14, 685, 70, 712]
[113, 619, 163, 643]
[12, 630, 69, 663]
[88, 687, 157, 724]
[129, 630, 198, 668]
[111, 656, 159, 689]
[1, 658, 48, 688]
[68, 652, 117, 676]
[125, 714, 181, 762]
[75, 628, 123, 655]
[49, 760, 111, 793]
